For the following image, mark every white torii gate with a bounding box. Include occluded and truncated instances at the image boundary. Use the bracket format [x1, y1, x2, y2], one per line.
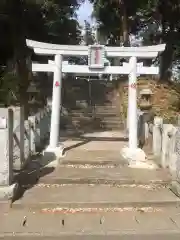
[26, 39, 165, 164]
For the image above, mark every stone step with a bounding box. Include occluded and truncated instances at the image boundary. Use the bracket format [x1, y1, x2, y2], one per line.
[66, 124, 123, 130]
[68, 105, 117, 110]
[68, 113, 121, 119]
[102, 125, 123, 129]
[95, 110, 119, 114]
[64, 123, 123, 130]
[66, 112, 120, 117]
[38, 166, 171, 185]
[69, 106, 118, 111]
[2, 232, 180, 240]
[102, 120, 122, 125]
[64, 124, 124, 131]
[102, 126, 123, 130]
[95, 105, 117, 109]
[67, 117, 122, 123]
[61, 153, 127, 166]
[12, 184, 180, 210]
[100, 116, 121, 120]
[1, 206, 180, 238]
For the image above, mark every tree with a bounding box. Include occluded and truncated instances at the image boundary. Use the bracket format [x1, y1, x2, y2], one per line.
[90, 0, 144, 46]
[135, 0, 180, 80]
[0, 0, 83, 109]
[91, 0, 180, 81]
[83, 20, 95, 45]
[41, 0, 83, 44]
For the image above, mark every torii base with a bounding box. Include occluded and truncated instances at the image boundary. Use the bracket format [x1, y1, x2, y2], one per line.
[121, 147, 157, 169]
[42, 144, 65, 167]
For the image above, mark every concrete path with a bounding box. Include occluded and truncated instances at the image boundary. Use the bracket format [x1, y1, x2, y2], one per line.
[61, 150, 128, 165]
[60, 130, 157, 169]
[1, 130, 179, 238]
[1, 207, 180, 238]
[39, 165, 171, 185]
[2, 234, 180, 240]
[12, 184, 180, 209]
[61, 130, 128, 151]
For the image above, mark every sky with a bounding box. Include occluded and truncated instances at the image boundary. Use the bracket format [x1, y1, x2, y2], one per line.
[77, 0, 93, 25]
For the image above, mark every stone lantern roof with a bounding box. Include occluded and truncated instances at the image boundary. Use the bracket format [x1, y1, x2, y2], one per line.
[140, 89, 153, 96]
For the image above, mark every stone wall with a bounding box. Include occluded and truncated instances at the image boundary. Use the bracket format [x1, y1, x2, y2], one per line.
[152, 117, 180, 180]
[0, 106, 51, 188]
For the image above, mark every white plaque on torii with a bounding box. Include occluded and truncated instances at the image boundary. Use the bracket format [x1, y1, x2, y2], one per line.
[88, 45, 105, 69]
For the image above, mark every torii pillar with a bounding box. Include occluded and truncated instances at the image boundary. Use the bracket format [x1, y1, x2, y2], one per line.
[49, 54, 62, 149]
[121, 56, 144, 165]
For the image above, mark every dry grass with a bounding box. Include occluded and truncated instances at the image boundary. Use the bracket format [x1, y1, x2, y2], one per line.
[118, 77, 180, 124]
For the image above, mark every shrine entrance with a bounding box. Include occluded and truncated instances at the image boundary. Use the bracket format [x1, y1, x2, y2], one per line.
[26, 39, 165, 163]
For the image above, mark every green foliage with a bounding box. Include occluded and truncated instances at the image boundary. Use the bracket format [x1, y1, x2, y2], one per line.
[90, 0, 146, 45]
[0, 0, 83, 106]
[91, 0, 180, 80]
[83, 20, 95, 45]
[0, 71, 20, 105]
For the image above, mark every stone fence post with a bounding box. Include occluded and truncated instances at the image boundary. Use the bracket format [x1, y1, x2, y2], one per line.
[153, 117, 163, 156]
[28, 116, 36, 155]
[20, 106, 25, 168]
[0, 108, 18, 200]
[0, 109, 13, 186]
[166, 125, 178, 178]
[161, 124, 174, 168]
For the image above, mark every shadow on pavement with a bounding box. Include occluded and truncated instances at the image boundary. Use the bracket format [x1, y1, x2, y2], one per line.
[12, 156, 55, 203]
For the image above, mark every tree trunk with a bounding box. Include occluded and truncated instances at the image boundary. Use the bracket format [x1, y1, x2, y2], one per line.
[159, 22, 174, 82]
[9, 0, 31, 118]
[159, 43, 173, 81]
[14, 41, 31, 119]
[119, 0, 130, 46]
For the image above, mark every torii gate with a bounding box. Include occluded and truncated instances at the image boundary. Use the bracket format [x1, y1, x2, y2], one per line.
[26, 39, 165, 164]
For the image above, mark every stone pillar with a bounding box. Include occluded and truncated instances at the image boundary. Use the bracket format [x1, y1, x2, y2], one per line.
[128, 56, 138, 150]
[49, 54, 62, 148]
[161, 124, 174, 168]
[6, 109, 13, 185]
[153, 117, 163, 156]
[0, 108, 17, 200]
[20, 106, 25, 167]
[28, 116, 36, 155]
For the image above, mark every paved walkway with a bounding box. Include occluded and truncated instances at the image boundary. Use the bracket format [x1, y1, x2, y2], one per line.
[61, 130, 128, 151]
[1, 206, 180, 237]
[1, 130, 179, 238]
[2, 235, 180, 240]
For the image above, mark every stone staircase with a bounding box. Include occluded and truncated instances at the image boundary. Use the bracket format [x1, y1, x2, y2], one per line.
[61, 80, 124, 133]
[93, 104, 123, 130]
[1, 141, 180, 239]
[64, 104, 123, 132]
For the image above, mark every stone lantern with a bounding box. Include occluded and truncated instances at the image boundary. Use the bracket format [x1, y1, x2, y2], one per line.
[138, 88, 154, 148]
[139, 88, 153, 111]
[27, 81, 40, 114]
[27, 81, 39, 104]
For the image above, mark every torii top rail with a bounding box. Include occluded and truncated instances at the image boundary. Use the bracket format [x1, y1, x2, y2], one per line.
[27, 39, 165, 58]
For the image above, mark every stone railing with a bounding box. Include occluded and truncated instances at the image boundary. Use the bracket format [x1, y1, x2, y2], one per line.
[12, 106, 51, 170]
[0, 106, 51, 193]
[152, 116, 180, 180]
[136, 110, 154, 149]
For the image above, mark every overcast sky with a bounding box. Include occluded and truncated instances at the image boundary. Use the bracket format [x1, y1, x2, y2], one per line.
[77, 0, 93, 25]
